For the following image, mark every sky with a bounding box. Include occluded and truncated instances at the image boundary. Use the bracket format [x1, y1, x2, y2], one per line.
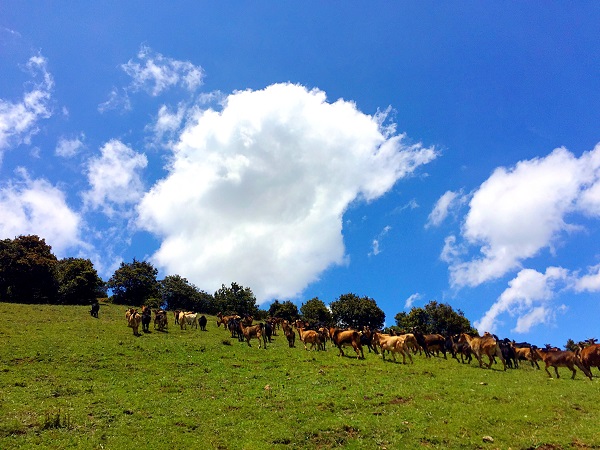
[1, 2, 600, 347]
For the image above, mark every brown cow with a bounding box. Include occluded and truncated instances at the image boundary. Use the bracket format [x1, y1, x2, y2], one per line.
[534, 348, 592, 380]
[579, 344, 600, 375]
[372, 332, 413, 364]
[330, 328, 364, 359]
[239, 321, 266, 348]
[126, 308, 142, 336]
[297, 327, 321, 351]
[458, 333, 506, 370]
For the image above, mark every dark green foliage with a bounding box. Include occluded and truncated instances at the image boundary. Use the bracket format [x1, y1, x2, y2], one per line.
[300, 297, 332, 324]
[395, 300, 475, 335]
[160, 274, 213, 312]
[213, 282, 258, 316]
[55, 258, 104, 305]
[330, 293, 385, 330]
[564, 338, 578, 352]
[269, 299, 299, 321]
[0, 235, 58, 303]
[107, 259, 160, 305]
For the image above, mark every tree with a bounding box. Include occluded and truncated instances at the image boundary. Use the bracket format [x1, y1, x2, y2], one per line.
[269, 300, 299, 321]
[300, 297, 332, 324]
[55, 257, 105, 305]
[394, 300, 475, 335]
[564, 338, 579, 352]
[107, 259, 160, 305]
[0, 235, 58, 303]
[160, 274, 213, 312]
[330, 293, 385, 330]
[213, 282, 258, 317]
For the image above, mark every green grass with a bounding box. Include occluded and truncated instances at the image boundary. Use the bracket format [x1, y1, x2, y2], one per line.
[0, 302, 599, 449]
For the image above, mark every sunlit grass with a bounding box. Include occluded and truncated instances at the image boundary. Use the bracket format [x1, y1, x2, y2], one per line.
[0, 302, 598, 449]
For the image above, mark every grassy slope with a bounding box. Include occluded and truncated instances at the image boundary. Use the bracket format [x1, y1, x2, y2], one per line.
[0, 302, 599, 450]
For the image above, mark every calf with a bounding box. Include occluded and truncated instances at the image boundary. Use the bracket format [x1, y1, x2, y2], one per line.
[534, 348, 592, 380]
[285, 326, 296, 348]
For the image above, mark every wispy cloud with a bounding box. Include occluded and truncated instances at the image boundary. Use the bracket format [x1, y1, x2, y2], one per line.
[369, 225, 392, 256]
[426, 189, 466, 228]
[404, 292, 422, 309]
[99, 45, 205, 113]
[0, 53, 53, 158]
[55, 133, 85, 157]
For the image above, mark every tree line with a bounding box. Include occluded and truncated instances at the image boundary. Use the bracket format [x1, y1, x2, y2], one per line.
[0, 234, 474, 335]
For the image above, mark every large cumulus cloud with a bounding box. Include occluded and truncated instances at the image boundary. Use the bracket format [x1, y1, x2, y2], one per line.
[138, 83, 436, 301]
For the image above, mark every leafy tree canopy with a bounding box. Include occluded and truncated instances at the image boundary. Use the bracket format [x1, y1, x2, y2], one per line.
[107, 259, 160, 305]
[213, 282, 258, 317]
[394, 300, 475, 336]
[0, 235, 58, 303]
[300, 297, 332, 324]
[330, 293, 385, 330]
[55, 257, 105, 305]
[269, 299, 299, 321]
[160, 274, 213, 312]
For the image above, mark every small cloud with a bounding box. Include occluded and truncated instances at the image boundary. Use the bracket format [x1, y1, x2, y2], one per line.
[426, 190, 466, 228]
[369, 225, 391, 257]
[0, 53, 53, 156]
[122, 45, 205, 96]
[55, 133, 85, 157]
[83, 139, 147, 218]
[404, 292, 422, 309]
[98, 87, 131, 114]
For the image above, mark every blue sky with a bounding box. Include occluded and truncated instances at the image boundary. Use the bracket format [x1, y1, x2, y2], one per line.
[2, 3, 600, 347]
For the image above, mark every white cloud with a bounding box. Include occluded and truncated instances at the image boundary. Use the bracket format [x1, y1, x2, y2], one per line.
[83, 140, 148, 217]
[369, 225, 391, 257]
[147, 104, 186, 144]
[0, 169, 82, 256]
[475, 266, 570, 334]
[574, 264, 600, 293]
[55, 134, 85, 157]
[138, 83, 437, 301]
[0, 53, 53, 158]
[122, 45, 204, 96]
[97, 88, 131, 114]
[448, 145, 600, 288]
[426, 190, 466, 228]
[404, 292, 422, 309]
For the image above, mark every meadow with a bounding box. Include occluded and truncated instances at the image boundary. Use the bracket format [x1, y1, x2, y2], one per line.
[0, 302, 599, 450]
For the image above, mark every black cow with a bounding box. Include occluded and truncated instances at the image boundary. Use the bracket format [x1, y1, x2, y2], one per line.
[199, 315, 207, 331]
[90, 301, 100, 318]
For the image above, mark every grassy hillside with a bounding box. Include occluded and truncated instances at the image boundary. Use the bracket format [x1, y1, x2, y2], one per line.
[0, 302, 598, 449]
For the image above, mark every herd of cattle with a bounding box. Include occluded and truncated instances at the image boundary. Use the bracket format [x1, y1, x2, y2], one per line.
[121, 307, 600, 381]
